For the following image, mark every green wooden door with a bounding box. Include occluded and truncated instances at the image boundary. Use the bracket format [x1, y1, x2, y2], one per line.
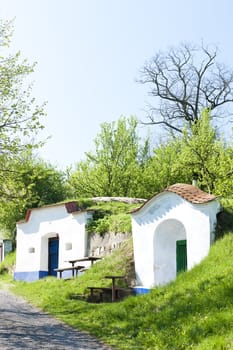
[176, 240, 187, 273]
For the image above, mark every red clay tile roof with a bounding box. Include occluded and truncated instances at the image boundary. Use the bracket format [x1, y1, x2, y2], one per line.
[165, 183, 216, 204]
[65, 201, 79, 213]
[17, 201, 93, 224]
[131, 183, 217, 213]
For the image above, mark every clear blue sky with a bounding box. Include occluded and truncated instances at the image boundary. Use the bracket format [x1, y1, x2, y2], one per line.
[1, 0, 233, 169]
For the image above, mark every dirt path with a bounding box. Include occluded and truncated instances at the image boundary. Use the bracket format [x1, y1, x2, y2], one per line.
[0, 289, 113, 350]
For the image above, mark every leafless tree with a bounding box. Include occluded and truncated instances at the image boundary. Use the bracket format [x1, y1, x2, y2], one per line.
[138, 43, 233, 133]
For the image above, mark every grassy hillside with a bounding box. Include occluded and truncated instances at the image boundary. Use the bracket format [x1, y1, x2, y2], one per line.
[8, 233, 233, 350]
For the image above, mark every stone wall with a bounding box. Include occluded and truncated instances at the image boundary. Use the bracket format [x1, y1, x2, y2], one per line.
[86, 196, 146, 257]
[87, 232, 132, 257]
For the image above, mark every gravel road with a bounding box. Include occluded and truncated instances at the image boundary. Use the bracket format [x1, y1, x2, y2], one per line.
[0, 289, 113, 350]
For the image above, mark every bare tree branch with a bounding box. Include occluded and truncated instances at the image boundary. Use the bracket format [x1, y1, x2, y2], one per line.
[138, 43, 233, 133]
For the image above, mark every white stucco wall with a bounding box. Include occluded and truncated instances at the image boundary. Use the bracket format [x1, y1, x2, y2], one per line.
[132, 192, 220, 288]
[15, 204, 92, 279]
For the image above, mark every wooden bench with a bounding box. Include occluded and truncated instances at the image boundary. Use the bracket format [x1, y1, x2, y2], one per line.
[87, 286, 133, 302]
[87, 287, 114, 302]
[54, 265, 85, 278]
[113, 287, 134, 299]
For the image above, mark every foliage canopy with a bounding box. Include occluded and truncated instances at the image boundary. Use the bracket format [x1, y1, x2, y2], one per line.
[68, 116, 151, 198]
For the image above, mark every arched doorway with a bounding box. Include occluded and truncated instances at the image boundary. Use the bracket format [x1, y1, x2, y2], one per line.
[154, 219, 187, 285]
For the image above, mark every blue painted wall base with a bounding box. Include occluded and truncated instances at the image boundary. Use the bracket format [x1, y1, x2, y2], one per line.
[14, 271, 48, 282]
[133, 287, 150, 295]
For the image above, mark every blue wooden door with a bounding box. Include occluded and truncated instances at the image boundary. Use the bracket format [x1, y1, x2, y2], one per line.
[48, 238, 59, 276]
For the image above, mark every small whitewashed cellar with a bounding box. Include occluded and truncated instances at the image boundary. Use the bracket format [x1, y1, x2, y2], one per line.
[131, 183, 221, 293]
[14, 199, 133, 282]
[14, 202, 93, 281]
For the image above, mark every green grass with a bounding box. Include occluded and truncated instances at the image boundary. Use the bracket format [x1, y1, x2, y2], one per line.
[4, 233, 233, 350]
[0, 251, 15, 274]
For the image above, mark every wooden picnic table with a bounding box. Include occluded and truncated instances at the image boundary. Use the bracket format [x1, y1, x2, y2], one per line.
[67, 256, 102, 267]
[104, 275, 126, 302]
[54, 265, 85, 279]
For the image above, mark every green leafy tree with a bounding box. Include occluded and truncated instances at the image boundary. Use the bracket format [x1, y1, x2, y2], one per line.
[17, 157, 68, 207]
[213, 144, 233, 198]
[140, 109, 232, 198]
[0, 155, 68, 241]
[0, 20, 45, 199]
[178, 109, 233, 194]
[142, 138, 192, 197]
[68, 116, 151, 197]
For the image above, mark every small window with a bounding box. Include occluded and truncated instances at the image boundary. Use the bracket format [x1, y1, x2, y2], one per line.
[28, 247, 35, 253]
[65, 242, 72, 250]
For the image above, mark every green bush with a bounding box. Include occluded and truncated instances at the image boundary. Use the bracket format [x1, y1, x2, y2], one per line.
[87, 213, 132, 235]
[86, 201, 138, 235]
[0, 251, 16, 274]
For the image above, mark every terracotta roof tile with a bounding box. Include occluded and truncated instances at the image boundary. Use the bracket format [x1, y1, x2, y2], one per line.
[17, 201, 92, 224]
[165, 183, 216, 204]
[131, 183, 217, 213]
[65, 201, 79, 213]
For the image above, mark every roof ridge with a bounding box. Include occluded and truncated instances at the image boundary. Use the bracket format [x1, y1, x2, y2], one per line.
[131, 183, 217, 213]
[165, 183, 216, 204]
